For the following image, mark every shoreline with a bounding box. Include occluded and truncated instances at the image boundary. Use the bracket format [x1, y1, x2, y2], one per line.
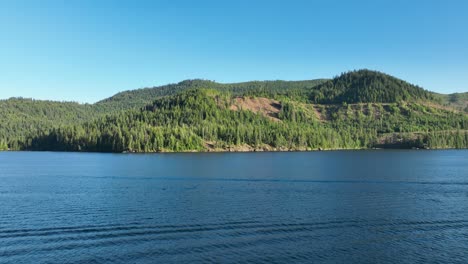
[1, 147, 466, 154]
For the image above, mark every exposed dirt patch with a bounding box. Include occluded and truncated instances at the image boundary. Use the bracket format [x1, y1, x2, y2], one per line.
[230, 97, 282, 121]
[312, 105, 327, 121]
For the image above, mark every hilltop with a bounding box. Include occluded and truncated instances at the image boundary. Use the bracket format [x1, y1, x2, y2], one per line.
[309, 70, 434, 103]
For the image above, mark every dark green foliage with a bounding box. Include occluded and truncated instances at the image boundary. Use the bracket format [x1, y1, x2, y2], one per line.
[310, 70, 435, 104]
[0, 98, 103, 149]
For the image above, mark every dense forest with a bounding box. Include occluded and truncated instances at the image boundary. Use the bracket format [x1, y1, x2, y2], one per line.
[1, 70, 467, 152]
[309, 70, 435, 103]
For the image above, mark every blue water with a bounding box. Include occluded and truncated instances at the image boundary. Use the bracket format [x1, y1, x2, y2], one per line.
[0, 150, 467, 263]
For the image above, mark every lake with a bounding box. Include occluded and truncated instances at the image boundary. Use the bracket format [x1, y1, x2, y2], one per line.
[0, 150, 467, 263]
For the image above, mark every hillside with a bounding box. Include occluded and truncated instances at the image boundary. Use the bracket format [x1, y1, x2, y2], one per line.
[0, 98, 101, 149]
[25, 88, 468, 152]
[95, 79, 327, 110]
[435, 92, 468, 112]
[0, 79, 325, 149]
[1, 69, 467, 151]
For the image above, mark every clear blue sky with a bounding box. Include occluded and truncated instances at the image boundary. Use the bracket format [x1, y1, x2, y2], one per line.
[1, 0, 467, 103]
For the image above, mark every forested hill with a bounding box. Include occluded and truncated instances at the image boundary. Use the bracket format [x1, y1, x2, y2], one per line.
[0, 79, 326, 149]
[309, 70, 434, 104]
[26, 88, 468, 152]
[1, 69, 467, 151]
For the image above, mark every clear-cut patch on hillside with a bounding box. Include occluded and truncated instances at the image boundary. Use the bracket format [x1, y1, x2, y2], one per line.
[230, 97, 281, 121]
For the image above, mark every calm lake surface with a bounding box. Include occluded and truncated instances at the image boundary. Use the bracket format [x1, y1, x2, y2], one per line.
[0, 150, 467, 263]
